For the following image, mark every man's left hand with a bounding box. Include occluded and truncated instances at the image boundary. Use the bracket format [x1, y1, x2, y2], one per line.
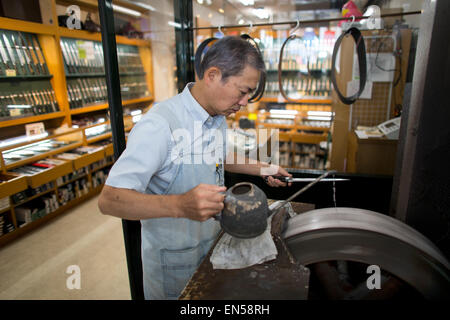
[262, 165, 292, 187]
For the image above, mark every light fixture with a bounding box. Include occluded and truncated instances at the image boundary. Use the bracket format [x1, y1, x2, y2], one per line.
[121, 1, 155, 12]
[130, 109, 142, 116]
[197, 0, 204, 4]
[307, 111, 333, 117]
[307, 116, 332, 121]
[168, 21, 182, 29]
[270, 109, 298, 115]
[238, 0, 255, 5]
[238, 19, 245, 25]
[0, 133, 49, 149]
[7, 105, 32, 109]
[252, 8, 270, 19]
[218, 8, 224, 13]
[269, 114, 296, 119]
[112, 4, 142, 17]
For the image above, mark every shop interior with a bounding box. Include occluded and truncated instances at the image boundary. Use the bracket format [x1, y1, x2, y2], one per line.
[0, 0, 449, 300]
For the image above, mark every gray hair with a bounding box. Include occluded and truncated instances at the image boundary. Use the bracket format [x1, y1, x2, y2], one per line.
[197, 36, 265, 82]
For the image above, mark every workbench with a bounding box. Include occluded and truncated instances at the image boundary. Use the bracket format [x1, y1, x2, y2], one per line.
[179, 201, 315, 300]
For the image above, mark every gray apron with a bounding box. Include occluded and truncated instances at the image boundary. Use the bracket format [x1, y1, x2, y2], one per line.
[140, 99, 223, 299]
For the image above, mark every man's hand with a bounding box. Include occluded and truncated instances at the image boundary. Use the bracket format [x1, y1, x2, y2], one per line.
[176, 184, 226, 221]
[262, 165, 292, 187]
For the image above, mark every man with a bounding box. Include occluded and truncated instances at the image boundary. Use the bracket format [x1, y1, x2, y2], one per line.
[98, 36, 291, 299]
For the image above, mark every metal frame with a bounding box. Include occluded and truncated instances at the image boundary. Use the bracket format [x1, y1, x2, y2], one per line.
[98, 0, 144, 300]
[392, 0, 450, 258]
[174, 0, 194, 92]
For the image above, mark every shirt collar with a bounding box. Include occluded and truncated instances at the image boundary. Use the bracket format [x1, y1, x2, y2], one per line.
[181, 82, 211, 125]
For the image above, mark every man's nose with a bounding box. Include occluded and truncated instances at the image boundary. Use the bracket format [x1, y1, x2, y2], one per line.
[238, 94, 249, 106]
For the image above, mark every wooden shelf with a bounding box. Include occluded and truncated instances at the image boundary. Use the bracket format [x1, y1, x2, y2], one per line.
[69, 96, 153, 115]
[5, 142, 83, 171]
[260, 97, 332, 104]
[13, 187, 56, 208]
[0, 174, 28, 197]
[70, 104, 109, 115]
[0, 4, 153, 247]
[0, 206, 10, 215]
[56, 173, 88, 188]
[0, 112, 66, 129]
[86, 132, 112, 144]
[0, 183, 104, 247]
[57, 27, 151, 47]
[0, 16, 56, 35]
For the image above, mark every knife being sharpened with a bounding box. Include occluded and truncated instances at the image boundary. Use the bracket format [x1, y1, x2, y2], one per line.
[264, 176, 349, 183]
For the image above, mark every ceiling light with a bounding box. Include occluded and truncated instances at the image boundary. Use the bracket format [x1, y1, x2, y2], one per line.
[197, 0, 203, 4]
[112, 4, 142, 17]
[128, 2, 155, 11]
[239, 0, 255, 5]
[307, 111, 333, 116]
[252, 8, 270, 19]
[168, 21, 182, 28]
[269, 114, 296, 119]
[270, 109, 298, 115]
[218, 8, 224, 13]
[238, 19, 245, 25]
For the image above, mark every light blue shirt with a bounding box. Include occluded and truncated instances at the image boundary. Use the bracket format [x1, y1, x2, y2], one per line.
[105, 83, 226, 299]
[105, 83, 227, 195]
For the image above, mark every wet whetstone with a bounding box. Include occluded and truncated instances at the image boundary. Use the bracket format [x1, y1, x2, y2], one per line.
[179, 201, 314, 300]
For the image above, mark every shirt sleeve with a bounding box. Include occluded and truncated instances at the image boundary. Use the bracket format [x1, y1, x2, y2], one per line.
[105, 112, 171, 193]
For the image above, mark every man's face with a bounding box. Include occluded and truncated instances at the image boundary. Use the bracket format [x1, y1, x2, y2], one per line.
[208, 65, 260, 116]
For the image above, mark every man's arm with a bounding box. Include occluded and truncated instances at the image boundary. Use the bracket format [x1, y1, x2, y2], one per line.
[98, 184, 226, 221]
[224, 152, 291, 187]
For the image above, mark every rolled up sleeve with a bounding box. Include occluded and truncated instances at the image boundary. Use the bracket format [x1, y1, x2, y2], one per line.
[105, 113, 171, 193]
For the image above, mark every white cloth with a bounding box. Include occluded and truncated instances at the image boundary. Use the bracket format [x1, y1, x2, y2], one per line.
[210, 201, 296, 270]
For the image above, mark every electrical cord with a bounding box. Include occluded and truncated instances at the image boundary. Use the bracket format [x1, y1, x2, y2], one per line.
[330, 27, 367, 105]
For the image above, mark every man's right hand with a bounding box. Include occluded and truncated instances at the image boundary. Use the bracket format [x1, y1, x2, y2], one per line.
[175, 184, 226, 221]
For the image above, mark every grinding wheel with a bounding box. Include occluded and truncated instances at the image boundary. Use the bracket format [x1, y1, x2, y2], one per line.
[282, 207, 450, 299]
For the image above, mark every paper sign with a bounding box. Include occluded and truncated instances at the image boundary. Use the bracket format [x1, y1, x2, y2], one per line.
[6, 69, 16, 77]
[347, 80, 373, 99]
[353, 52, 395, 82]
[76, 40, 95, 60]
[26, 122, 45, 137]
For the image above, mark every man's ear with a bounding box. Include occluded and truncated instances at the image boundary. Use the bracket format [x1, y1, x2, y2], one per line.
[204, 67, 222, 85]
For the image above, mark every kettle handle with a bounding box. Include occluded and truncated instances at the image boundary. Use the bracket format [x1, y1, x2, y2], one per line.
[214, 193, 230, 221]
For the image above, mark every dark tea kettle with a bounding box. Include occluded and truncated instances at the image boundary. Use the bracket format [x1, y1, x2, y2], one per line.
[220, 182, 269, 239]
[215, 171, 335, 238]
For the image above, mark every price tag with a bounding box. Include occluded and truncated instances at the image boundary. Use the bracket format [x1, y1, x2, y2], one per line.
[9, 108, 21, 116]
[6, 69, 16, 77]
[76, 40, 95, 60]
[25, 122, 46, 137]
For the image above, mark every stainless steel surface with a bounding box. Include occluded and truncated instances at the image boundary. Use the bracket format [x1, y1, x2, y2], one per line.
[283, 207, 450, 299]
[283, 177, 348, 183]
[270, 170, 335, 213]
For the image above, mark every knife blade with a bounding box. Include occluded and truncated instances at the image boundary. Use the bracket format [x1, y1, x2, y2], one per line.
[265, 176, 349, 183]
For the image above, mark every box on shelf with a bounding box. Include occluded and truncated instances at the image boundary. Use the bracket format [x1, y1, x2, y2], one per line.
[9, 158, 73, 188]
[54, 145, 105, 170]
[0, 173, 28, 198]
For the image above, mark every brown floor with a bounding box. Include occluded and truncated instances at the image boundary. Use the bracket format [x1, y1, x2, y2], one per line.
[0, 195, 131, 300]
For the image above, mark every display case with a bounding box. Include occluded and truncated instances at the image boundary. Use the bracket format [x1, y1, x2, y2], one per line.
[0, 120, 129, 245]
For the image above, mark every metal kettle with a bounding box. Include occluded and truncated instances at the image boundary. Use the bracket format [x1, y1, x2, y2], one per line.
[215, 171, 336, 238]
[219, 182, 270, 239]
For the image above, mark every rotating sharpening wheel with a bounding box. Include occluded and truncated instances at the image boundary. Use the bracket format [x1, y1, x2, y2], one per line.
[282, 207, 450, 299]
